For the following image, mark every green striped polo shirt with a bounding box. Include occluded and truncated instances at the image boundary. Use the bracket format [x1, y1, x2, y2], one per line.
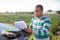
[29, 16, 51, 39]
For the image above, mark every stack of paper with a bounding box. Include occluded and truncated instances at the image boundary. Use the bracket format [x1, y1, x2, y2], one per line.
[1, 30, 16, 37]
[14, 21, 27, 30]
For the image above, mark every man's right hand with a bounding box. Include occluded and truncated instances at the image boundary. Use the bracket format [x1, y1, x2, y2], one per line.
[24, 28, 32, 34]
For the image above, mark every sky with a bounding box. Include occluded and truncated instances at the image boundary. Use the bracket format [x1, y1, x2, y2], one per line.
[0, 0, 60, 12]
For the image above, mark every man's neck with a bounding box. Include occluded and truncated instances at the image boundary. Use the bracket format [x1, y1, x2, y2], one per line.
[37, 15, 43, 18]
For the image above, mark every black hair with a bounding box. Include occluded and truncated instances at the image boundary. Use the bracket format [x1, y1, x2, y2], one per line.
[36, 5, 43, 11]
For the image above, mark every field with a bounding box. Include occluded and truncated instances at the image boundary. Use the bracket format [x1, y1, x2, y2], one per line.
[0, 13, 60, 40]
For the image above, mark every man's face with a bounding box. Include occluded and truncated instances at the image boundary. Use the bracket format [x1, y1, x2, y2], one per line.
[34, 7, 43, 18]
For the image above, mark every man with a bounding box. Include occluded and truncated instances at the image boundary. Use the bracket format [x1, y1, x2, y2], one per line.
[25, 5, 51, 40]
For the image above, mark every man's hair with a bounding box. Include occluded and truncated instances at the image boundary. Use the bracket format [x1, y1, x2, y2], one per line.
[36, 5, 43, 11]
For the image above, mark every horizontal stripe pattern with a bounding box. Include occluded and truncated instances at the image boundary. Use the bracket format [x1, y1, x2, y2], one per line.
[29, 16, 51, 39]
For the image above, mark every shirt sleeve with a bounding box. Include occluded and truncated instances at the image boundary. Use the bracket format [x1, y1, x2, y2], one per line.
[29, 18, 33, 29]
[32, 18, 51, 35]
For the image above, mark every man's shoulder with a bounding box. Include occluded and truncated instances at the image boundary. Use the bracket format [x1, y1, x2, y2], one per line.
[41, 16, 50, 20]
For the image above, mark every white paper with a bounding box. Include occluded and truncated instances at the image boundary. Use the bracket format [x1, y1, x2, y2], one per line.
[14, 21, 27, 30]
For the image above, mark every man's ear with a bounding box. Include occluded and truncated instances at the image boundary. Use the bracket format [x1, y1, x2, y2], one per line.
[41, 11, 43, 13]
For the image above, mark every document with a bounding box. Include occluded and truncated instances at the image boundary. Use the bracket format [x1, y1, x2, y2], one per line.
[14, 21, 27, 30]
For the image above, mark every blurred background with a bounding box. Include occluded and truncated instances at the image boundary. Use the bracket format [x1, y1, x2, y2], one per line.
[0, 0, 60, 40]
